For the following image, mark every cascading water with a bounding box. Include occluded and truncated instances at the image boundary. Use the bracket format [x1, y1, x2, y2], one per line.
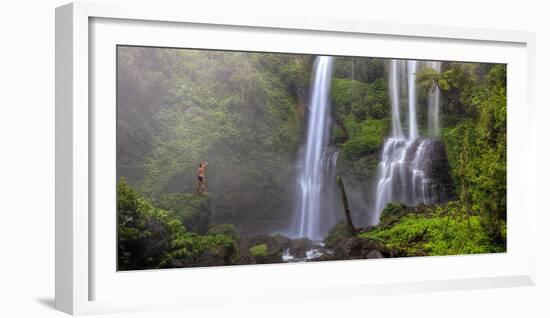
[373, 59, 451, 223]
[407, 60, 419, 140]
[293, 56, 335, 240]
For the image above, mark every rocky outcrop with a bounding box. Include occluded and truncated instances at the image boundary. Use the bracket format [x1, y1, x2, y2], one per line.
[153, 193, 212, 234]
[331, 237, 388, 260]
[398, 138, 456, 204]
[288, 238, 313, 258]
[424, 139, 456, 202]
[237, 234, 291, 264]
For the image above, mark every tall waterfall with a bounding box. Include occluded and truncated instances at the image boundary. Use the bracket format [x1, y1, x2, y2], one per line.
[427, 61, 442, 136]
[389, 60, 403, 139]
[294, 56, 335, 240]
[373, 59, 450, 223]
[407, 60, 419, 140]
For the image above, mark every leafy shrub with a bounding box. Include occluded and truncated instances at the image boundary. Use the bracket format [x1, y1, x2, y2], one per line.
[331, 78, 369, 121]
[378, 203, 407, 228]
[153, 193, 212, 234]
[118, 178, 182, 270]
[117, 178, 238, 269]
[342, 119, 386, 159]
[249, 244, 268, 257]
[208, 223, 240, 241]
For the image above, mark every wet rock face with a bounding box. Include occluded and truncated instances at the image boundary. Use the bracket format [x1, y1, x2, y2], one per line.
[426, 139, 456, 202]
[406, 138, 455, 204]
[377, 138, 455, 212]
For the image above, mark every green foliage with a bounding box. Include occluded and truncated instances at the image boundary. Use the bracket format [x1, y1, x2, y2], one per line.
[415, 67, 450, 94]
[324, 220, 349, 248]
[249, 243, 268, 257]
[442, 64, 507, 246]
[117, 48, 312, 231]
[167, 231, 236, 261]
[439, 62, 479, 125]
[341, 118, 386, 160]
[153, 193, 211, 234]
[378, 203, 407, 228]
[331, 78, 369, 120]
[360, 201, 505, 256]
[208, 223, 240, 241]
[331, 78, 389, 122]
[365, 79, 391, 119]
[117, 178, 237, 270]
[118, 177, 180, 270]
[117, 47, 507, 259]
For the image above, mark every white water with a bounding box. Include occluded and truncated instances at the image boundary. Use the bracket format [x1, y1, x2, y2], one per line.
[373, 59, 443, 223]
[294, 56, 335, 240]
[427, 61, 442, 136]
[282, 241, 327, 262]
[407, 60, 419, 140]
[389, 60, 404, 139]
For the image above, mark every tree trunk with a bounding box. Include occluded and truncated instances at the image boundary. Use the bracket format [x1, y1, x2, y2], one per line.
[336, 176, 357, 236]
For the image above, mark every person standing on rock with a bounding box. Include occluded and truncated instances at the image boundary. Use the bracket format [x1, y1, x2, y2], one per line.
[196, 162, 208, 194]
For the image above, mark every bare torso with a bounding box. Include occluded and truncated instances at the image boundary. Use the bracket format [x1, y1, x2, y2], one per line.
[197, 166, 207, 177]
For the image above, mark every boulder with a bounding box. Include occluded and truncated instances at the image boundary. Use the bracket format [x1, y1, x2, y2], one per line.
[289, 238, 313, 259]
[366, 249, 383, 259]
[237, 234, 290, 264]
[272, 234, 292, 251]
[332, 237, 387, 260]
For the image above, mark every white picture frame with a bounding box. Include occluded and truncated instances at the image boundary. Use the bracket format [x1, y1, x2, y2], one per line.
[56, 1, 537, 315]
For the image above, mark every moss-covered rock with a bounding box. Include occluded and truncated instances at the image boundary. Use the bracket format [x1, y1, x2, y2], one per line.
[237, 234, 288, 264]
[249, 244, 268, 257]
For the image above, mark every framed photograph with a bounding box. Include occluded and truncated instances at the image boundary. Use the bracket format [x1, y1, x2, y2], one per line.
[56, 1, 537, 315]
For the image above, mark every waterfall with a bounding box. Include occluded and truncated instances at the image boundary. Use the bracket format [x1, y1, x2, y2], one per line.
[293, 56, 335, 240]
[372, 59, 450, 223]
[389, 60, 403, 139]
[407, 60, 418, 140]
[427, 61, 442, 136]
